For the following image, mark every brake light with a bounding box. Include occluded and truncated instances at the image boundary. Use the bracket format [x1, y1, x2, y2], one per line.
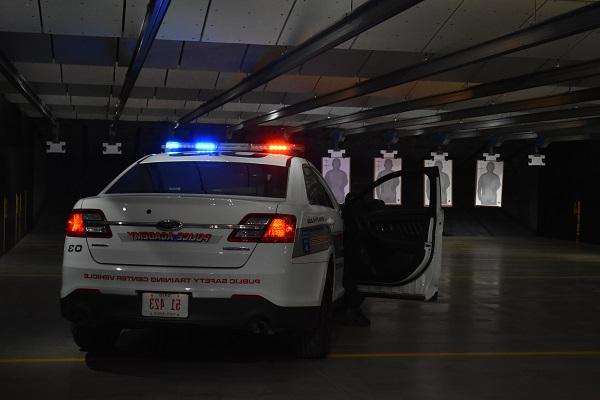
[66, 212, 85, 237]
[66, 209, 112, 238]
[228, 214, 296, 243]
[262, 215, 296, 242]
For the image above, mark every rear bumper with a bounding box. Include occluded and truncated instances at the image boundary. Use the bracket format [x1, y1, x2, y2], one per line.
[61, 237, 330, 308]
[61, 291, 321, 332]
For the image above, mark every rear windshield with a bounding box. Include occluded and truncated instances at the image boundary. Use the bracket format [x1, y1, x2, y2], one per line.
[106, 161, 288, 198]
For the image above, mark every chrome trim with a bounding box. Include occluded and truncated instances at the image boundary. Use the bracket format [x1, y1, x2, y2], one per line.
[222, 246, 251, 251]
[101, 221, 266, 230]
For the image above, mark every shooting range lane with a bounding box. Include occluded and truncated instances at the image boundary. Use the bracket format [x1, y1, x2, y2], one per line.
[1, 233, 599, 399]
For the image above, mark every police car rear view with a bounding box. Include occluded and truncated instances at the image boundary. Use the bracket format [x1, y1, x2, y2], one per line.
[60, 142, 443, 359]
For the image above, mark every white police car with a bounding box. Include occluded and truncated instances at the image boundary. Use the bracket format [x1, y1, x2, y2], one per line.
[60, 142, 442, 358]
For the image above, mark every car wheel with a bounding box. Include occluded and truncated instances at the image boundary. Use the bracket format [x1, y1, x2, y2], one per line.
[292, 262, 334, 359]
[71, 323, 121, 353]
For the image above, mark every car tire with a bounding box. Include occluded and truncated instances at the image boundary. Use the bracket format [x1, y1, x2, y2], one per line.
[71, 323, 121, 353]
[427, 291, 439, 302]
[292, 262, 334, 359]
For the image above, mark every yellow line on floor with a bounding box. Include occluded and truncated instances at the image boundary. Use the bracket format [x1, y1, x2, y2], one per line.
[2, 351, 600, 364]
[0, 358, 85, 364]
[4, 274, 599, 280]
[328, 351, 600, 359]
[447, 275, 600, 280]
[0, 273, 61, 278]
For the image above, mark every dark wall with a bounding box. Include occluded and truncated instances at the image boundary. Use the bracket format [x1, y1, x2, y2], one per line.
[0, 96, 42, 255]
[485, 139, 546, 234]
[17, 117, 598, 244]
[538, 141, 600, 244]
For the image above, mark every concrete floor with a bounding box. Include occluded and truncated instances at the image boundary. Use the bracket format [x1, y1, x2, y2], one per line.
[1, 233, 600, 399]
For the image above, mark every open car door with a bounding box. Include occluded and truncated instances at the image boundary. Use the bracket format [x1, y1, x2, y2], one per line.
[343, 167, 443, 301]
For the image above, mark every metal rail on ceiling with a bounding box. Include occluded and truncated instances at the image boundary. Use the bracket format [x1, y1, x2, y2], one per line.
[396, 106, 600, 138]
[342, 86, 600, 136]
[0, 49, 56, 127]
[230, 2, 600, 132]
[110, 0, 171, 132]
[440, 126, 596, 147]
[295, 59, 600, 133]
[173, 0, 424, 128]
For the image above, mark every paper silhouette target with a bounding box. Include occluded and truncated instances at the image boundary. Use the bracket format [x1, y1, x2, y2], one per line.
[424, 159, 453, 207]
[373, 157, 402, 205]
[475, 160, 503, 207]
[322, 157, 350, 204]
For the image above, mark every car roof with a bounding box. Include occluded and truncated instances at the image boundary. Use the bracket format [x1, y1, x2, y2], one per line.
[140, 152, 294, 167]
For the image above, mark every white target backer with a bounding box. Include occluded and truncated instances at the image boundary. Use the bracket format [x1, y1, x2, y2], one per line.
[475, 154, 503, 207]
[424, 156, 453, 207]
[322, 150, 350, 204]
[373, 151, 401, 205]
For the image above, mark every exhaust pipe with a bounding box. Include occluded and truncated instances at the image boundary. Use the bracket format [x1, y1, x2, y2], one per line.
[248, 317, 273, 335]
[70, 304, 93, 324]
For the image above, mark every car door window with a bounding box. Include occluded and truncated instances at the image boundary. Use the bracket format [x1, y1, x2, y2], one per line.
[303, 165, 335, 208]
[345, 167, 442, 301]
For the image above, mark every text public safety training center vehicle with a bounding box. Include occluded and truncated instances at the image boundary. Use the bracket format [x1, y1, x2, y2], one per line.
[60, 142, 443, 358]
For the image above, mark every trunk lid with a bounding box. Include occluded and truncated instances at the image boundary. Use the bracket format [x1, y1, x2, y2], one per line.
[82, 195, 280, 268]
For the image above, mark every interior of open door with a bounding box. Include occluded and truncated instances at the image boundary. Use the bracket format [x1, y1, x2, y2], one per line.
[343, 167, 443, 301]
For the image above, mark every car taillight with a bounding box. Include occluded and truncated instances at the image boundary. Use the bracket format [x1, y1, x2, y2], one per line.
[66, 212, 85, 237]
[262, 215, 296, 242]
[66, 209, 112, 238]
[228, 214, 296, 243]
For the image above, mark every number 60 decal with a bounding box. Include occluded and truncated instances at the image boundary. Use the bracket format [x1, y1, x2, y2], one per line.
[68, 244, 83, 252]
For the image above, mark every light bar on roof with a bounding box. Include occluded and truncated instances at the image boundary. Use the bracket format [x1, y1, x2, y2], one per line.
[161, 142, 304, 153]
[194, 142, 218, 151]
[164, 141, 218, 151]
[164, 141, 185, 150]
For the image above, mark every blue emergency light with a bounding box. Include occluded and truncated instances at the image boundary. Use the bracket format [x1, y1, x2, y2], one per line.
[164, 141, 217, 152]
[164, 141, 183, 150]
[194, 142, 218, 151]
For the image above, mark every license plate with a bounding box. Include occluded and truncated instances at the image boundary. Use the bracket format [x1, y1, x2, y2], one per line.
[142, 292, 189, 318]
